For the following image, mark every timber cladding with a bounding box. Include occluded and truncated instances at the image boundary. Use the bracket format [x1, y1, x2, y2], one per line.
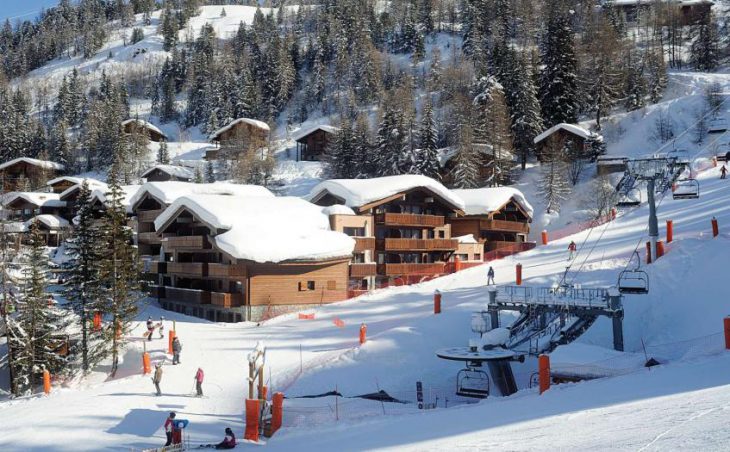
[247, 260, 350, 306]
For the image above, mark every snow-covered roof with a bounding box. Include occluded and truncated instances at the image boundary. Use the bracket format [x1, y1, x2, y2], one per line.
[208, 118, 270, 141]
[129, 181, 273, 210]
[0, 157, 64, 172]
[321, 204, 356, 216]
[25, 214, 70, 230]
[2, 192, 66, 208]
[533, 123, 600, 145]
[46, 176, 83, 187]
[308, 175, 465, 212]
[90, 185, 142, 213]
[2, 221, 26, 233]
[141, 164, 194, 180]
[451, 187, 534, 218]
[292, 125, 340, 142]
[154, 194, 355, 263]
[59, 179, 108, 201]
[456, 234, 479, 244]
[121, 118, 166, 138]
[438, 144, 493, 167]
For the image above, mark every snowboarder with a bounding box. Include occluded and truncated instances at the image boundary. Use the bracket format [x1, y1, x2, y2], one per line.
[199, 427, 236, 449]
[153, 363, 163, 396]
[194, 367, 204, 397]
[721, 165, 728, 179]
[146, 316, 154, 341]
[172, 336, 182, 365]
[568, 241, 577, 260]
[163, 412, 176, 446]
[158, 316, 165, 339]
[487, 266, 495, 285]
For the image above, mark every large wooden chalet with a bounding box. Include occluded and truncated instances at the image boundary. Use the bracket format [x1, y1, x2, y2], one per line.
[293, 125, 339, 162]
[0, 158, 64, 193]
[206, 118, 270, 161]
[308, 175, 465, 288]
[148, 194, 354, 322]
[533, 123, 604, 162]
[141, 164, 194, 182]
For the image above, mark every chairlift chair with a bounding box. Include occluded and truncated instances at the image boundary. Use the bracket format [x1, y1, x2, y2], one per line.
[456, 366, 490, 398]
[618, 251, 649, 295]
[617, 187, 642, 207]
[672, 178, 700, 200]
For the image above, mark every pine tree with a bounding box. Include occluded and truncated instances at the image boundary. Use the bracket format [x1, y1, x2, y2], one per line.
[352, 114, 375, 178]
[193, 164, 203, 183]
[324, 121, 358, 178]
[624, 50, 647, 112]
[537, 135, 571, 213]
[375, 106, 407, 176]
[646, 46, 667, 104]
[161, 5, 178, 52]
[690, 11, 720, 72]
[509, 53, 543, 170]
[206, 159, 215, 183]
[450, 125, 481, 189]
[417, 102, 441, 179]
[157, 140, 170, 164]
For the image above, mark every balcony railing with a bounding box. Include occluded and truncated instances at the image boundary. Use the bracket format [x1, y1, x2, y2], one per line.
[138, 231, 161, 244]
[150, 285, 165, 298]
[165, 286, 211, 304]
[353, 237, 376, 252]
[208, 263, 246, 278]
[137, 209, 164, 223]
[375, 213, 444, 227]
[377, 263, 445, 276]
[163, 235, 208, 249]
[479, 219, 530, 234]
[378, 238, 459, 251]
[167, 262, 206, 276]
[349, 263, 377, 278]
[211, 292, 244, 308]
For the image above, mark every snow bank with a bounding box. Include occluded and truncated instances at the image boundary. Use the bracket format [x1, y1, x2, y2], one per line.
[452, 186, 534, 218]
[154, 194, 355, 263]
[0, 157, 64, 172]
[185, 5, 299, 40]
[129, 181, 273, 209]
[308, 175, 465, 211]
[140, 164, 194, 180]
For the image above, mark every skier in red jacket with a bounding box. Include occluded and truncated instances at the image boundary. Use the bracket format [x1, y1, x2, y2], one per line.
[163, 412, 176, 446]
[568, 241, 577, 261]
[195, 367, 204, 397]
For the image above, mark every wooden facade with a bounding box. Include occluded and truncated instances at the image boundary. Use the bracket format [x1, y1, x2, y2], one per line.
[207, 118, 270, 161]
[534, 126, 604, 162]
[295, 126, 337, 162]
[142, 167, 193, 182]
[47, 177, 81, 194]
[122, 119, 166, 142]
[0, 159, 63, 193]
[448, 198, 531, 253]
[607, 0, 713, 27]
[4, 195, 66, 222]
[328, 213, 376, 290]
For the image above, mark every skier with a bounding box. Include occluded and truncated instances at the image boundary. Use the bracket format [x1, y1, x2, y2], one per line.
[172, 336, 182, 365]
[568, 241, 577, 260]
[194, 367, 204, 397]
[146, 316, 155, 341]
[163, 412, 176, 446]
[199, 427, 236, 449]
[487, 266, 495, 285]
[721, 165, 728, 180]
[152, 363, 163, 396]
[158, 316, 165, 339]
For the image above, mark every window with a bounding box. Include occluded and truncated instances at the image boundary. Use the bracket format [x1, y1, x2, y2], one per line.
[299, 281, 316, 291]
[343, 227, 366, 237]
[473, 254, 482, 261]
[352, 253, 365, 263]
[327, 280, 336, 290]
[438, 230, 445, 238]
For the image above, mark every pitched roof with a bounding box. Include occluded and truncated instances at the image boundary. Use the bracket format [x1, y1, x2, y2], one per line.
[533, 123, 601, 145]
[59, 179, 108, 201]
[25, 214, 70, 230]
[208, 118, 270, 141]
[121, 118, 166, 138]
[0, 158, 64, 172]
[451, 187, 533, 218]
[308, 175, 465, 212]
[46, 176, 84, 187]
[129, 181, 273, 210]
[292, 125, 340, 142]
[141, 164, 195, 180]
[2, 192, 66, 208]
[90, 185, 142, 213]
[154, 194, 355, 263]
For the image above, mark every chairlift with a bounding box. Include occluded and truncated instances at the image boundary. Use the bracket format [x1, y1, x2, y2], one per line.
[617, 188, 642, 207]
[672, 178, 700, 200]
[618, 251, 649, 295]
[456, 366, 490, 398]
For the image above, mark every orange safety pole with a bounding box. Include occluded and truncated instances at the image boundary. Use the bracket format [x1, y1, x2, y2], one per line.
[666, 220, 673, 243]
[244, 399, 260, 442]
[538, 354, 550, 395]
[43, 369, 51, 395]
[93, 312, 102, 332]
[142, 352, 151, 374]
[656, 241, 665, 259]
[541, 230, 548, 246]
[516, 263, 522, 286]
[724, 317, 730, 350]
[271, 392, 284, 435]
[260, 385, 267, 401]
[712, 217, 719, 237]
[359, 323, 367, 345]
[454, 256, 462, 272]
[168, 330, 176, 354]
[645, 241, 652, 264]
[433, 290, 442, 314]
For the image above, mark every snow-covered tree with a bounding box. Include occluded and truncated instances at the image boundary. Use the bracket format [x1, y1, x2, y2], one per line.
[450, 125, 482, 189]
[157, 140, 170, 164]
[537, 135, 571, 213]
[690, 11, 720, 72]
[417, 102, 441, 179]
[539, 4, 579, 126]
[375, 106, 407, 176]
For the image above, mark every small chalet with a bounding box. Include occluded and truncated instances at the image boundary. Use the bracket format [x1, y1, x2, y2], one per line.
[2, 192, 66, 222]
[89, 184, 141, 217]
[438, 144, 510, 187]
[206, 118, 270, 160]
[606, 0, 713, 26]
[293, 125, 339, 162]
[59, 179, 108, 214]
[24, 215, 70, 247]
[533, 123, 604, 162]
[141, 164, 194, 182]
[596, 156, 629, 176]
[0, 158, 65, 193]
[46, 176, 83, 194]
[122, 119, 167, 142]
[309, 175, 465, 288]
[449, 187, 533, 253]
[150, 194, 354, 322]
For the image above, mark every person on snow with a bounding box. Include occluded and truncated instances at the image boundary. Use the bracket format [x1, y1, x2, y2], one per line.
[158, 316, 165, 339]
[200, 427, 237, 449]
[568, 241, 577, 261]
[146, 316, 155, 341]
[721, 165, 728, 180]
[194, 367, 204, 397]
[487, 266, 495, 285]
[172, 336, 182, 365]
[153, 363, 163, 396]
[163, 412, 176, 446]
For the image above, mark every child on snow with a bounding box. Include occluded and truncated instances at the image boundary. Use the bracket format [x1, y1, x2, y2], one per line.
[146, 316, 155, 341]
[487, 266, 495, 285]
[195, 367, 204, 397]
[200, 427, 237, 449]
[158, 316, 165, 339]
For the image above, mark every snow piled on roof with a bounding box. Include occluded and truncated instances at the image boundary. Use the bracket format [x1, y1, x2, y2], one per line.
[46, 176, 84, 187]
[59, 179, 108, 200]
[451, 187, 534, 218]
[456, 234, 479, 244]
[121, 118, 166, 138]
[2, 192, 66, 208]
[0, 157, 64, 172]
[25, 214, 70, 230]
[155, 194, 355, 263]
[90, 185, 142, 213]
[141, 164, 194, 180]
[130, 181, 273, 208]
[208, 118, 270, 141]
[308, 175, 465, 211]
[533, 123, 600, 144]
[292, 125, 340, 141]
[321, 204, 356, 216]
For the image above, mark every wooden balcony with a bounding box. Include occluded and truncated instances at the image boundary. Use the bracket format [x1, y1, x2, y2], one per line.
[211, 292, 244, 308]
[349, 263, 377, 278]
[165, 286, 211, 304]
[137, 209, 164, 223]
[148, 261, 166, 274]
[208, 263, 246, 278]
[479, 219, 530, 234]
[138, 231, 161, 244]
[375, 213, 444, 228]
[485, 240, 525, 252]
[164, 235, 208, 249]
[150, 285, 165, 298]
[167, 262, 206, 276]
[353, 237, 376, 252]
[377, 263, 445, 276]
[378, 238, 459, 251]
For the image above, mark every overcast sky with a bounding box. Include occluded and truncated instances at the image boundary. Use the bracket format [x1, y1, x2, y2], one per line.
[0, 0, 68, 23]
